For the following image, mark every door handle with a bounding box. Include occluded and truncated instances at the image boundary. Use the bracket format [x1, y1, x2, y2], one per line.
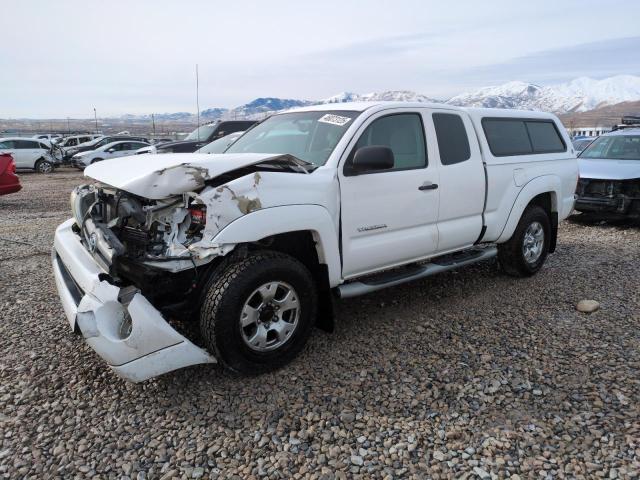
[418, 182, 438, 191]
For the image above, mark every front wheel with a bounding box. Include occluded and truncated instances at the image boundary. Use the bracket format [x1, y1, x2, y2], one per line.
[498, 205, 550, 277]
[199, 251, 317, 374]
[35, 159, 54, 173]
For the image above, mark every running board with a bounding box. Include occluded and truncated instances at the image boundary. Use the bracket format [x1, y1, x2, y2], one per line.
[337, 247, 497, 299]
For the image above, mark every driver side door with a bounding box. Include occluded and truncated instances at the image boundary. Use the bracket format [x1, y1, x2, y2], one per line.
[339, 109, 440, 278]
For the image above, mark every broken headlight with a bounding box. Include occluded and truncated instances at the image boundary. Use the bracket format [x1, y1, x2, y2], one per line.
[70, 185, 96, 227]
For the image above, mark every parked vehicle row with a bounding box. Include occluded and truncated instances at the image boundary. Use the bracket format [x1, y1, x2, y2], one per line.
[52, 101, 578, 381]
[138, 120, 256, 155]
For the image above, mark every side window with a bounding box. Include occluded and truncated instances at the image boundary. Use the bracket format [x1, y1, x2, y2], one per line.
[353, 113, 427, 171]
[483, 119, 532, 156]
[68, 138, 78, 146]
[0, 141, 14, 149]
[15, 140, 38, 149]
[432, 113, 471, 165]
[526, 121, 566, 153]
[483, 118, 567, 156]
[39, 143, 49, 150]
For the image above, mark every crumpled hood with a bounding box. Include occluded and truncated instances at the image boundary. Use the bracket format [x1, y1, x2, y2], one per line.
[578, 158, 640, 181]
[84, 152, 308, 199]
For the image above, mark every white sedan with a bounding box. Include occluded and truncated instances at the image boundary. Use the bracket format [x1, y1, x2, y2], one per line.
[0, 137, 57, 173]
[71, 140, 150, 169]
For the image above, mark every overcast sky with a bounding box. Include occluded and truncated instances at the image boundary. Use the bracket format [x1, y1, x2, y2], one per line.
[2, 0, 640, 118]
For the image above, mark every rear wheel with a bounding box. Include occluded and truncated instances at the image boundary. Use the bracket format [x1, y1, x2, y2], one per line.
[498, 205, 550, 277]
[35, 158, 53, 173]
[199, 251, 317, 374]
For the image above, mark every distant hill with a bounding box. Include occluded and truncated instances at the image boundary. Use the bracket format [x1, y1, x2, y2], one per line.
[447, 75, 640, 113]
[41, 75, 640, 124]
[558, 100, 640, 128]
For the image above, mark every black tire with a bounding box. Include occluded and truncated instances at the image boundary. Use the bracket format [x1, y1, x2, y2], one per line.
[91, 158, 104, 164]
[34, 159, 54, 173]
[200, 251, 317, 374]
[498, 205, 551, 277]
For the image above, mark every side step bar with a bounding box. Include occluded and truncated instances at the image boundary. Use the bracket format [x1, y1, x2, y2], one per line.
[337, 246, 497, 299]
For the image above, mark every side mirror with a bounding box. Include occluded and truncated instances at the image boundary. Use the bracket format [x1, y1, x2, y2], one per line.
[351, 146, 394, 173]
[107, 148, 115, 153]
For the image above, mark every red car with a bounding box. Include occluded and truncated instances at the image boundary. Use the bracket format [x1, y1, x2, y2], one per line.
[0, 153, 22, 195]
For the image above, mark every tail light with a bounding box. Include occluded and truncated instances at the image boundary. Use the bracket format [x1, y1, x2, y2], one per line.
[9, 160, 16, 174]
[189, 206, 206, 225]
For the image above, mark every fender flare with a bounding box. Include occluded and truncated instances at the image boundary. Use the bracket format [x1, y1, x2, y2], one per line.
[496, 175, 560, 244]
[211, 204, 342, 286]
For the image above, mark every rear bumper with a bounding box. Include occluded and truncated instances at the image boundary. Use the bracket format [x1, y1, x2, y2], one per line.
[0, 183, 21, 195]
[52, 218, 215, 382]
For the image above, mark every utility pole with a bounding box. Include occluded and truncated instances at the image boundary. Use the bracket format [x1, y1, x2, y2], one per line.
[196, 64, 200, 141]
[152, 113, 156, 138]
[93, 108, 98, 134]
[67, 117, 71, 135]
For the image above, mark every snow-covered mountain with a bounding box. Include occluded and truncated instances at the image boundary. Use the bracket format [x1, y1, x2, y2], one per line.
[119, 76, 640, 122]
[200, 107, 228, 120]
[227, 97, 314, 119]
[551, 76, 640, 111]
[319, 90, 439, 104]
[447, 75, 640, 113]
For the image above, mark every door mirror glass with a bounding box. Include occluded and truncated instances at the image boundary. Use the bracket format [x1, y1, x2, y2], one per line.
[106, 148, 115, 153]
[352, 146, 394, 173]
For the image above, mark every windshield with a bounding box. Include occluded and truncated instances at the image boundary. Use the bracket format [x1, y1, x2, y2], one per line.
[225, 111, 360, 166]
[185, 124, 217, 141]
[580, 135, 640, 160]
[86, 137, 105, 147]
[197, 132, 243, 154]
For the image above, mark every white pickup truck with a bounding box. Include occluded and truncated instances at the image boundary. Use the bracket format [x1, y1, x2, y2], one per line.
[52, 102, 578, 381]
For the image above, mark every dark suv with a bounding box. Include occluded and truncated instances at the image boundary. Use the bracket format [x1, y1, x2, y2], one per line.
[155, 120, 256, 154]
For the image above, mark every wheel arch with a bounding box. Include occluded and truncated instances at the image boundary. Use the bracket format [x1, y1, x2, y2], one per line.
[497, 175, 560, 248]
[211, 205, 341, 331]
[34, 157, 52, 172]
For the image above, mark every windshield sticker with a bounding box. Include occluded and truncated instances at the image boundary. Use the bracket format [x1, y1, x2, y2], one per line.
[318, 114, 352, 126]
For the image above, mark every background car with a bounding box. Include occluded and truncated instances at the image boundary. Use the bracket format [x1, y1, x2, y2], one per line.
[73, 135, 149, 156]
[71, 140, 150, 168]
[572, 137, 595, 153]
[155, 120, 256, 154]
[195, 131, 245, 154]
[58, 134, 103, 159]
[0, 137, 57, 173]
[575, 129, 640, 220]
[0, 153, 21, 195]
[33, 134, 62, 142]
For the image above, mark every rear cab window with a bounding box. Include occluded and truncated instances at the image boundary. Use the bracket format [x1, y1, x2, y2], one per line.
[482, 118, 566, 157]
[432, 113, 471, 165]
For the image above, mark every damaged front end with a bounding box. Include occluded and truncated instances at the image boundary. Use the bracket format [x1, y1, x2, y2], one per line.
[575, 178, 640, 218]
[53, 153, 314, 381]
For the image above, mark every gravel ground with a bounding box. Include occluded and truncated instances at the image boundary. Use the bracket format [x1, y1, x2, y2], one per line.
[1, 169, 639, 479]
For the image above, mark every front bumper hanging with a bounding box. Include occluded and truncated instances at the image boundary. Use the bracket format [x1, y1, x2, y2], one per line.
[52, 218, 215, 382]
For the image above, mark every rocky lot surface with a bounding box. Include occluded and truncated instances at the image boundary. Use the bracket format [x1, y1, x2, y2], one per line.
[1, 169, 639, 479]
